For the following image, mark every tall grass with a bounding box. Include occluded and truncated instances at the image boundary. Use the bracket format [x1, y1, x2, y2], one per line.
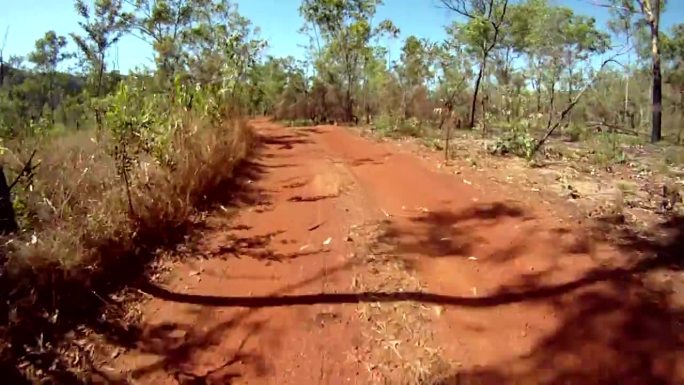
[0, 82, 254, 382]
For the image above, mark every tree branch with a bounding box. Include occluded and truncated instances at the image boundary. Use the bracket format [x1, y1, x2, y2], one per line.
[8, 150, 38, 191]
[532, 57, 621, 154]
[440, 0, 476, 19]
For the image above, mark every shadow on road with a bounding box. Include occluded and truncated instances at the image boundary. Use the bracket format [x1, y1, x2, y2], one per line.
[135, 201, 684, 385]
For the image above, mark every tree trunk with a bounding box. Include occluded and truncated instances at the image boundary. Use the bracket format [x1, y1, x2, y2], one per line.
[95, 57, 106, 135]
[650, 31, 662, 142]
[567, 68, 573, 105]
[0, 167, 18, 234]
[481, 92, 488, 138]
[49, 73, 56, 125]
[649, 0, 662, 143]
[624, 49, 630, 127]
[470, 59, 486, 129]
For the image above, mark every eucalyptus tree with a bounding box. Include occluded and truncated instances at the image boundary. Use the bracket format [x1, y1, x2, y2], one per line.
[605, 0, 666, 142]
[27, 31, 72, 124]
[300, 0, 397, 122]
[126, 0, 196, 81]
[71, 0, 132, 131]
[396, 36, 435, 119]
[441, 0, 510, 129]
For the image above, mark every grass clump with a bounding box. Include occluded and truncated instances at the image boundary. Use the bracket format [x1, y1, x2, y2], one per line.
[588, 132, 627, 166]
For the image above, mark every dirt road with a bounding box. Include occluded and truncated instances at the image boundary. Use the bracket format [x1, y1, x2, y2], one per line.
[107, 119, 683, 384]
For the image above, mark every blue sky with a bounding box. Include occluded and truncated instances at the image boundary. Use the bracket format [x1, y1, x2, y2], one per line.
[1, 0, 682, 73]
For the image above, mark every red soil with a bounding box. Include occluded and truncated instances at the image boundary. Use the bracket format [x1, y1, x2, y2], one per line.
[105, 119, 683, 385]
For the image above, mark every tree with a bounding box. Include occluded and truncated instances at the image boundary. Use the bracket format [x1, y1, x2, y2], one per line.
[442, 0, 509, 129]
[662, 23, 684, 141]
[27, 31, 71, 124]
[300, 0, 397, 122]
[71, 0, 132, 131]
[127, 0, 196, 81]
[606, 0, 666, 142]
[396, 36, 434, 119]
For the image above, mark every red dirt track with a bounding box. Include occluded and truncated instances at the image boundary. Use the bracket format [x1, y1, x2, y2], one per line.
[107, 119, 683, 385]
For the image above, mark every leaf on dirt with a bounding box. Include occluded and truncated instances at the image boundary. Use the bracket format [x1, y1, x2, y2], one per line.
[322, 237, 332, 246]
[308, 221, 324, 231]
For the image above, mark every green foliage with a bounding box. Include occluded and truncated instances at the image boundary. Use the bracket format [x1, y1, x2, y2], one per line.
[372, 114, 426, 138]
[373, 114, 399, 133]
[589, 132, 628, 166]
[566, 123, 586, 142]
[71, 0, 132, 95]
[300, 0, 397, 121]
[489, 119, 536, 159]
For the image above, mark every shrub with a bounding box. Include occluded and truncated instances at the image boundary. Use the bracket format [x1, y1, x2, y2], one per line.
[488, 119, 536, 159]
[373, 114, 398, 133]
[588, 132, 627, 166]
[397, 117, 425, 137]
[566, 123, 585, 142]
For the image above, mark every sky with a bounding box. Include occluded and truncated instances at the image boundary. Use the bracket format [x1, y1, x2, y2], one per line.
[1, 0, 683, 73]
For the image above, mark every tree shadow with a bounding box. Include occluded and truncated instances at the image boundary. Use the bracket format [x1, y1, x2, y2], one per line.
[378, 202, 529, 259]
[260, 134, 313, 148]
[206, 230, 329, 262]
[428, 214, 684, 385]
[134, 209, 684, 385]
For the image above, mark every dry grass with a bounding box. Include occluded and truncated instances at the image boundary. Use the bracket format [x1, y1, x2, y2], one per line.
[350, 221, 451, 385]
[0, 112, 253, 382]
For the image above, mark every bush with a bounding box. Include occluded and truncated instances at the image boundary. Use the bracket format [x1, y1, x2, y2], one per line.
[588, 132, 627, 166]
[397, 117, 425, 137]
[488, 119, 536, 159]
[566, 123, 585, 142]
[373, 115, 427, 138]
[0, 78, 253, 382]
[373, 114, 398, 133]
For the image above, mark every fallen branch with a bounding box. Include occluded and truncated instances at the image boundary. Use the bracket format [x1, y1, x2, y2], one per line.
[586, 121, 642, 136]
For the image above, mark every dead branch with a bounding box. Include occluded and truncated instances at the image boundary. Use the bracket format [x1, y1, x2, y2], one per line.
[9, 149, 39, 191]
[439, 0, 476, 19]
[587, 120, 642, 136]
[532, 57, 622, 155]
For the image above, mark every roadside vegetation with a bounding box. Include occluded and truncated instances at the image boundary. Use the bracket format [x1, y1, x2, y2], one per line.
[0, 0, 267, 382]
[1, 0, 682, 383]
